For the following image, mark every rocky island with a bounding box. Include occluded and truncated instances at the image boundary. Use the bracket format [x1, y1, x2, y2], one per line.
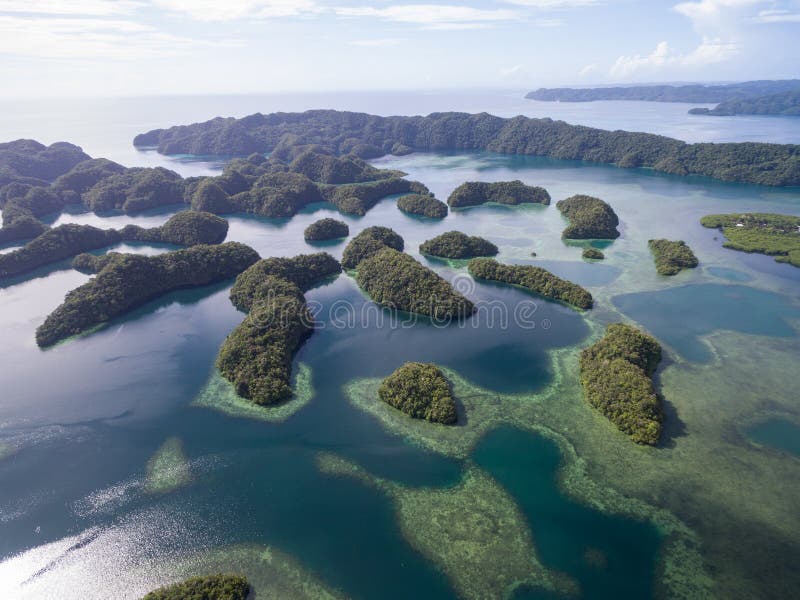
[304, 218, 349, 241]
[217, 253, 341, 406]
[467, 258, 593, 309]
[142, 574, 249, 600]
[556, 195, 620, 240]
[579, 323, 663, 445]
[447, 181, 550, 208]
[420, 231, 498, 259]
[35, 242, 259, 347]
[648, 239, 699, 275]
[396, 193, 448, 218]
[378, 362, 457, 424]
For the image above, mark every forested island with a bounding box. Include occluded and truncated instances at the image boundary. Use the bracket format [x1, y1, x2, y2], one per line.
[397, 193, 448, 218]
[217, 253, 341, 405]
[526, 80, 800, 103]
[0, 211, 228, 280]
[467, 258, 593, 309]
[133, 109, 800, 187]
[142, 574, 249, 600]
[0, 140, 429, 247]
[701, 212, 800, 267]
[343, 227, 474, 319]
[304, 217, 349, 241]
[556, 195, 620, 239]
[582, 248, 605, 260]
[36, 243, 259, 347]
[689, 90, 800, 116]
[579, 323, 663, 445]
[378, 362, 457, 424]
[419, 231, 498, 259]
[648, 239, 699, 275]
[447, 181, 551, 208]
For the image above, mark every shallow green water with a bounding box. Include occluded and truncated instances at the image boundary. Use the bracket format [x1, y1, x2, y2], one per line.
[1, 147, 800, 599]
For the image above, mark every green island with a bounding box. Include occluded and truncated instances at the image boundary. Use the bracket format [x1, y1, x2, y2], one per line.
[378, 362, 457, 424]
[648, 239, 699, 275]
[35, 242, 259, 347]
[468, 258, 593, 310]
[216, 253, 341, 405]
[134, 109, 800, 186]
[579, 323, 663, 445]
[356, 247, 475, 320]
[556, 195, 620, 240]
[142, 574, 249, 600]
[396, 193, 448, 218]
[700, 212, 800, 267]
[303, 217, 349, 241]
[526, 80, 800, 103]
[0, 211, 228, 280]
[447, 180, 550, 208]
[419, 230, 498, 259]
[582, 247, 605, 260]
[340, 225, 404, 270]
[689, 90, 800, 117]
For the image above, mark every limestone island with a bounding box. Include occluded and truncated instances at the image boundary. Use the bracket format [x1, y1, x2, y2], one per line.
[343, 227, 474, 320]
[447, 181, 550, 208]
[133, 109, 800, 186]
[396, 193, 448, 218]
[648, 239, 699, 275]
[303, 217, 349, 242]
[701, 212, 800, 268]
[142, 574, 249, 600]
[579, 323, 663, 445]
[468, 258, 593, 310]
[582, 248, 605, 260]
[420, 231, 498, 259]
[378, 362, 457, 424]
[0, 211, 228, 281]
[35, 242, 259, 347]
[556, 195, 620, 240]
[217, 253, 341, 406]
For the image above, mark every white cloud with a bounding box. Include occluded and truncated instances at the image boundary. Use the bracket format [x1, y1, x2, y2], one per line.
[348, 38, 401, 46]
[610, 38, 738, 78]
[501, 64, 524, 76]
[501, 0, 599, 6]
[335, 5, 519, 28]
[0, 15, 238, 59]
[0, 0, 143, 15]
[150, 0, 321, 21]
[578, 63, 597, 76]
[754, 8, 800, 22]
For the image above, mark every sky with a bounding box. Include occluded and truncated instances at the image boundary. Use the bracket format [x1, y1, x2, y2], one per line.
[0, 0, 799, 97]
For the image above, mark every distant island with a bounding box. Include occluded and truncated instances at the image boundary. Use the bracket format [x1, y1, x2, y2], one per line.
[526, 80, 800, 103]
[133, 109, 800, 187]
[556, 195, 620, 240]
[579, 323, 663, 445]
[447, 181, 550, 208]
[701, 213, 800, 268]
[378, 362, 457, 424]
[420, 231, 498, 259]
[648, 239, 699, 275]
[689, 90, 800, 117]
[582, 248, 605, 260]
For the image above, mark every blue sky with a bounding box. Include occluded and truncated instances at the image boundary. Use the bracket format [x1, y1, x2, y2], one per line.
[0, 0, 798, 97]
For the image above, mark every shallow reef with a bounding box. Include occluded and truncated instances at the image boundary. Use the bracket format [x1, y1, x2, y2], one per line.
[145, 437, 191, 494]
